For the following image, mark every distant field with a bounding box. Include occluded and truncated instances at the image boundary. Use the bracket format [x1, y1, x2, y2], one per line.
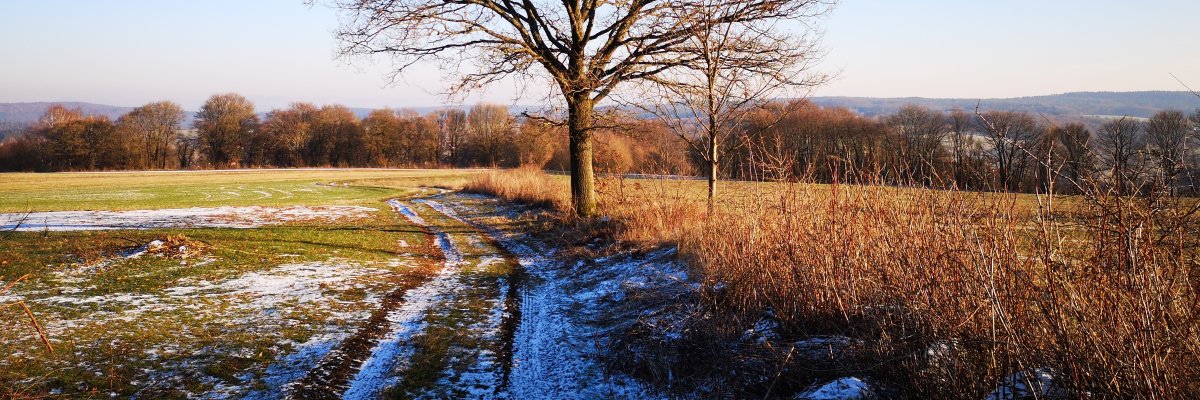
[0, 168, 477, 212]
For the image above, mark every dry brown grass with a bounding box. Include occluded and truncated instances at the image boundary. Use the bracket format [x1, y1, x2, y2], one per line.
[462, 167, 570, 211]
[466, 169, 1200, 398]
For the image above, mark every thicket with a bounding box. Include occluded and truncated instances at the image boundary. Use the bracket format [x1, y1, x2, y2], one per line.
[466, 166, 1200, 398]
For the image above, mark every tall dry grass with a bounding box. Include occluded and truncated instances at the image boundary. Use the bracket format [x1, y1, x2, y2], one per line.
[462, 167, 570, 211]
[467, 169, 1200, 398]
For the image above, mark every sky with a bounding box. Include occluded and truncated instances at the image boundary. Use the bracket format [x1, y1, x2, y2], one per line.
[0, 0, 1197, 110]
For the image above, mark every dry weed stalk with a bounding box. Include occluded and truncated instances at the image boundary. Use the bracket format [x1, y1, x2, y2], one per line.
[1, 274, 53, 354]
[468, 168, 1199, 397]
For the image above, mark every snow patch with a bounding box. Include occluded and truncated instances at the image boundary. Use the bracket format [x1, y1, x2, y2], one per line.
[386, 199, 426, 226]
[343, 202, 465, 399]
[796, 377, 873, 400]
[0, 206, 377, 231]
[435, 195, 670, 399]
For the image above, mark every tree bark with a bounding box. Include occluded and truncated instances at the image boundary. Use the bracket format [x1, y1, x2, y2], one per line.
[567, 92, 597, 217]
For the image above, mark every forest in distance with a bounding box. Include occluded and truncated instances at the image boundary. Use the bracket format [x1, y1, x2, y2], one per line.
[2, 92, 1200, 196]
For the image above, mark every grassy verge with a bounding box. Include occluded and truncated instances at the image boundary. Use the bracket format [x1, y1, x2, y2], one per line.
[466, 168, 1200, 398]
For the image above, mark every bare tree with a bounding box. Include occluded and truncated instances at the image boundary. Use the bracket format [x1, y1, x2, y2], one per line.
[117, 101, 185, 169]
[948, 108, 974, 187]
[1095, 117, 1145, 195]
[620, 0, 829, 207]
[176, 130, 199, 169]
[1145, 110, 1191, 193]
[465, 104, 515, 166]
[975, 110, 1044, 192]
[257, 103, 318, 167]
[1053, 122, 1093, 191]
[195, 93, 258, 168]
[322, 0, 835, 216]
[886, 105, 948, 186]
[434, 109, 468, 165]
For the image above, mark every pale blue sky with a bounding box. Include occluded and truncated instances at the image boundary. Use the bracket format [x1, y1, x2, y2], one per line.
[1, 0, 1197, 110]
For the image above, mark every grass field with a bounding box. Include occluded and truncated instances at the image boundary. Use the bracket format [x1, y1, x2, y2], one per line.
[5, 167, 1198, 398]
[0, 169, 476, 212]
[0, 169, 481, 397]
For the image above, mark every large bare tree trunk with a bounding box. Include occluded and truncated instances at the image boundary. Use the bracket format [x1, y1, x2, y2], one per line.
[568, 93, 597, 217]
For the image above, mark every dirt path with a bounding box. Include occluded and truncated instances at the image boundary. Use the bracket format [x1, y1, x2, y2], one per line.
[281, 192, 662, 399]
[282, 194, 524, 399]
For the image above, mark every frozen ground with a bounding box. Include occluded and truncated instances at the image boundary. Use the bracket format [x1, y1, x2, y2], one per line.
[1, 191, 687, 398]
[283, 193, 675, 398]
[432, 194, 671, 399]
[0, 205, 377, 231]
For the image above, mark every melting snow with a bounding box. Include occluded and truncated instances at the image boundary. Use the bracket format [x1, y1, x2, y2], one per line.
[434, 195, 668, 399]
[796, 377, 873, 400]
[386, 199, 426, 226]
[343, 232, 465, 400]
[0, 206, 377, 231]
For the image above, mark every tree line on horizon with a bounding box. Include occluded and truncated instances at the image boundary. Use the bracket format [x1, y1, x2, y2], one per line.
[0, 93, 693, 176]
[1, 92, 1198, 196]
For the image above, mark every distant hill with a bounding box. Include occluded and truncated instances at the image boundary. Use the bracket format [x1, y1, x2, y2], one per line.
[3, 92, 1197, 133]
[0, 102, 138, 125]
[810, 91, 1200, 118]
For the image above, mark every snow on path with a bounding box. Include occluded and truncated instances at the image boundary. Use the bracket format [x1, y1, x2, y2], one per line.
[0, 205, 377, 231]
[386, 199, 426, 226]
[436, 194, 665, 399]
[342, 197, 516, 399]
[344, 198, 513, 399]
[341, 231, 465, 400]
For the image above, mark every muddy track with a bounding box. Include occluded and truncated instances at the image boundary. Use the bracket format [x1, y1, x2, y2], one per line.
[285, 278, 430, 399]
[416, 198, 527, 390]
[285, 200, 443, 399]
[285, 195, 525, 399]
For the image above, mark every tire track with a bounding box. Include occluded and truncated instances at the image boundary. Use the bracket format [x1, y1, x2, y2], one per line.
[377, 199, 519, 398]
[284, 199, 448, 399]
[284, 196, 523, 399]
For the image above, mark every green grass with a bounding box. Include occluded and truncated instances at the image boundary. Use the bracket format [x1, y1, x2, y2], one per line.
[0, 169, 477, 212]
[0, 168, 474, 397]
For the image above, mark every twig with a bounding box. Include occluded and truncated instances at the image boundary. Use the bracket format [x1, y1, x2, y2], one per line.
[1169, 73, 1200, 100]
[1, 273, 30, 295]
[19, 301, 54, 354]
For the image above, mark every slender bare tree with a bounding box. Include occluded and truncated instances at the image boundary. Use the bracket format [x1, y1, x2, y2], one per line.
[947, 108, 974, 187]
[465, 104, 516, 166]
[619, 0, 829, 207]
[1052, 122, 1093, 191]
[975, 110, 1043, 192]
[434, 109, 468, 165]
[320, 0, 835, 216]
[1095, 116, 1145, 195]
[1146, 109, 1191, 192]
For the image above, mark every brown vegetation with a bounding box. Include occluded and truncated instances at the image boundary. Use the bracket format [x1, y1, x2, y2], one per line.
[4, 98, 1196, 203]
[467, 168, 1200, 398]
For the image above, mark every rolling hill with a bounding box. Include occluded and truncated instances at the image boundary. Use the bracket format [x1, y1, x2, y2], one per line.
[2, 91, 1197, 137]
[810, 91, 1200, 118]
